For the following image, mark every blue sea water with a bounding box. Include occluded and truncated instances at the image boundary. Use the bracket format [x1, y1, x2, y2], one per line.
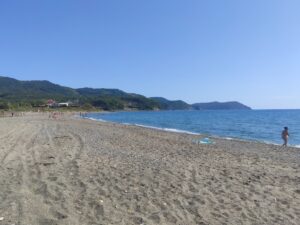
[85, 110, 300, 147]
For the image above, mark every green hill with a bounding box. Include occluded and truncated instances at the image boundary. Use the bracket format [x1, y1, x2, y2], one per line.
[0, 76, 251, 111]
[192, 101, 251, 110]
[0, 76, 79, 101]
[150, 97, 191, 110]
[77, 88, 159, 110]
[0, 76, 159, 110]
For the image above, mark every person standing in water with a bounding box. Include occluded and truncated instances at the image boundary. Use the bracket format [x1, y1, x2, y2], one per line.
[281, 127, 289, 147]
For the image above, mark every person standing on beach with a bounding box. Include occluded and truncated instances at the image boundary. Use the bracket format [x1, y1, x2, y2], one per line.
[281, 127, 289, 147]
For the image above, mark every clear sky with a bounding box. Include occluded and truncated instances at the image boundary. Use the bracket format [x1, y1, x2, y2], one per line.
[0, 0, 299, 109]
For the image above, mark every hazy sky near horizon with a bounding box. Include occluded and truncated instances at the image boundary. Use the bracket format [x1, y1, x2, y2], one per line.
[0, 0, 299, 109]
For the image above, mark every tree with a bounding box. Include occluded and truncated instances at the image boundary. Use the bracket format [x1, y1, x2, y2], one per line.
[0, 101, 9, 110]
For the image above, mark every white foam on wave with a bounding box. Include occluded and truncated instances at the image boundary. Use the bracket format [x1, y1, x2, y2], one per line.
[134, 124, 159, 129]
[224, 137, 233, 140]
[121, 122, 132, 125]
[82, 117, 198, 136]
[163, 128, 199, 135]
[84, 117, 106, 122]
[261, 140, 280, 146]
[134, 124, 199, 135]
[213, 135, 280, 145]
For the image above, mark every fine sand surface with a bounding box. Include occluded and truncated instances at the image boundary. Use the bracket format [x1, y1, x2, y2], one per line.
[0, 113, 299, 225]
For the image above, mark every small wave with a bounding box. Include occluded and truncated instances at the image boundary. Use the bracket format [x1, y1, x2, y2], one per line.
[224, 137, 233, 140]
[163, 128, 199, 135]
[83, 118, 199, 136]
[134, 124, 199, 135]
[212, 135, 281, 146]
[134, 124, 161, 129]
[84, 117, 106, 122]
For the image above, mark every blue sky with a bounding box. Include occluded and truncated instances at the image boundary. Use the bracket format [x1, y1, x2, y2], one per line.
[0, 0, 299, 109]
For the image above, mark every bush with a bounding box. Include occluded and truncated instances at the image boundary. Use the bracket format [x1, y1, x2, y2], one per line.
[0, 101, 9, 110]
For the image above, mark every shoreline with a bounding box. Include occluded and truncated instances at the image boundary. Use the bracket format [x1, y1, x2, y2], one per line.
[0, 113, 299, 224]
[81, 114, 300, 149]
[78, 115, 300, 165]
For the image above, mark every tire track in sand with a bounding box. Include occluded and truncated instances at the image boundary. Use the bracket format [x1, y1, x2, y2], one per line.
[54, 122, 107, 225]
[15, 121, 88, 225]
[0, 124, 27, 165]
[0, 121, 41, 225]
[17, 122, 68, 225]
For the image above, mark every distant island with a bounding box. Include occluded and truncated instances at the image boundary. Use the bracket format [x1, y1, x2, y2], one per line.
[0, 76, 251, 111]
[192, 101, 251, 110]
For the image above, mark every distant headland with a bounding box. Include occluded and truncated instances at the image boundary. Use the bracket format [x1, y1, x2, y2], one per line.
[0, 76, 251, 111]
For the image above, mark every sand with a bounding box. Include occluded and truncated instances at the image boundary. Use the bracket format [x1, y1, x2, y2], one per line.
[0, 113, 299, 225]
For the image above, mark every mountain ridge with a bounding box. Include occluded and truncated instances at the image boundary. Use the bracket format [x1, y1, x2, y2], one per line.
[192, 101, 251, 110]
[0, 76, 251, 110]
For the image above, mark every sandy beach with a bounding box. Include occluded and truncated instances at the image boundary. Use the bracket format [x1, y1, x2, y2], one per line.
[0, 113, 299, 225]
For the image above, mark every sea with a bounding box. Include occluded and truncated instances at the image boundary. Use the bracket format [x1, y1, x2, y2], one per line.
[84, 110, 300, 147]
